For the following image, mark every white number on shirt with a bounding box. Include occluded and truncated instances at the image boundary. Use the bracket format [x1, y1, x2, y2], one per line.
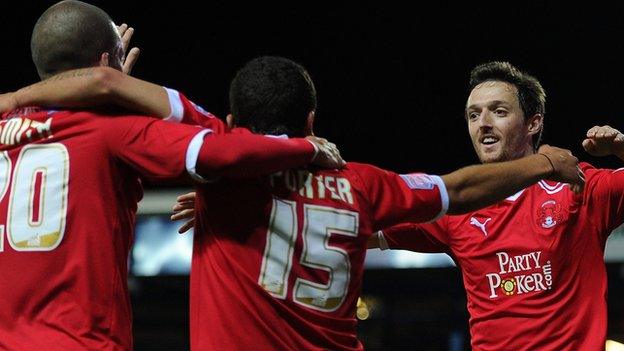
[0, 144, 69, 252]
[259, 198, 359, 312]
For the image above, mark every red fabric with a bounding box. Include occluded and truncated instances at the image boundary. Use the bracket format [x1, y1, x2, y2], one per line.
[172, 91, 227, 132]
[197, 129, 315, 179]
[189, 162, 445, 350]
[0, 107, 207, 351]
[173, 91, 317, 179]
[382, 162, 617, 351]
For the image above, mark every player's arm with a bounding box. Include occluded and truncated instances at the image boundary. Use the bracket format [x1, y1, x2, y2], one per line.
[195, 133, 344, 180]
[361, 145, 582, 230]
[367, 223, 449, 253]
[0, 67, 172, 118]
[441, 145, 583, 214]
[106, 116, 344, 183]
[581, 125, 624, 237]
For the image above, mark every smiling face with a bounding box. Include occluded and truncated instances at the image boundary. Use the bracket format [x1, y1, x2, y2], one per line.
[466, 80, 538, 163]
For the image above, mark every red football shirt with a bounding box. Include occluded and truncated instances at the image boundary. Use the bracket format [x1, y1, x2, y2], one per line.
[380, 163, 623, 351]
[189, 165, 449, 350]
[0, 91, 216, 350]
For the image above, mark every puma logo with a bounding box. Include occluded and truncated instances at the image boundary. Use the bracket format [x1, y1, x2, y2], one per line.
[470, 217, 492, 236]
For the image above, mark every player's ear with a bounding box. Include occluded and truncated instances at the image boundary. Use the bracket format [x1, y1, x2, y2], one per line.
[226, 114, 236, 129]
[304, 111, 315, 136]
[527, 113, 543, 137]
[99, 52, 109, 67]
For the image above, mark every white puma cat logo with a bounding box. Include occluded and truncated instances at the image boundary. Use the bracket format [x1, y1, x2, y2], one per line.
[470, 217, 492, 236]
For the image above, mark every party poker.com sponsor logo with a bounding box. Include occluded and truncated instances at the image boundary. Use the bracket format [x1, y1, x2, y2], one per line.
[485, 251, 553, 299]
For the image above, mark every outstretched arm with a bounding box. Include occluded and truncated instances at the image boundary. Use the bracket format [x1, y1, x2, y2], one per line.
[441, 145, 583, 214]
[195, 134, 345, 180]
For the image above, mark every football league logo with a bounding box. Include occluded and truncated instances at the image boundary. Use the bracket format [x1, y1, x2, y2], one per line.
[537, 200, 563, 229]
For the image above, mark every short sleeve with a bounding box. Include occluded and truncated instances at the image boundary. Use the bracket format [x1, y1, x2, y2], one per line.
[583, 163, 624, 241]
[163, 88, 227, 134]
[351, 163, 449, 231]
[102, 115, 209, 182]
[378, 220, 450, 253]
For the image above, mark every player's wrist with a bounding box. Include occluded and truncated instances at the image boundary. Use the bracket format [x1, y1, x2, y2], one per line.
[305, 138, 320, 162]
[3, 91, 20, 111]
[536, 153, 555, 178]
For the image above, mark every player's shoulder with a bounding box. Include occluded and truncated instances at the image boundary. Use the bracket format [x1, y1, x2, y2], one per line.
[308, 162, 366, 180]
[2, 107, 46, 120]
[1, 107, 97, 131]
[577, 161, 624, 175]
[578, 161, 624, 184]
[3, 107, 76, 120]
[306, 162, 375, 193]
[326, 162, 385, 185]
[172, 90, 218, 120]
[580, 161, 595, 172]
[21, 106, 152, 123]
[80, 108, 167, 126]
[341, 161, 387, 175]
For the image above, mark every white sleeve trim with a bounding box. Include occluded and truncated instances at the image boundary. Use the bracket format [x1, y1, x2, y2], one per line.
[163, 87, 184, 123]
[430, 175, 449, 221]
[377, 231, 390, 250]
[185, 129, 214, 183]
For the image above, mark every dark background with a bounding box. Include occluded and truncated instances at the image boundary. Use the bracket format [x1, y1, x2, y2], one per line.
[3, 1, 624, 350]
[5, 1, 624, 173]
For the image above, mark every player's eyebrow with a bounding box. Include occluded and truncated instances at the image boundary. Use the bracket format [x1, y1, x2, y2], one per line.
[466, 100, 510, 111]
[488, 100, 511, 107]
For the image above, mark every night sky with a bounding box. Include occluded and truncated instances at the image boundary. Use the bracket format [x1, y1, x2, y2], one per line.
[3, 1, 624, 175]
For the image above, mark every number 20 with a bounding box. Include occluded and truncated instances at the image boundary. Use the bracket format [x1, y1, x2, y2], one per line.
[259, 198, 359, 312]
[0, 144, 69, 252]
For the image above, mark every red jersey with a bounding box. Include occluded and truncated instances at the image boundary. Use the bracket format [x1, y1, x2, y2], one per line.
[380, 163, 623, 351]
[163, 88, 226, 134]
[0, 91, 219, 351]
[189, 165, 449, 350]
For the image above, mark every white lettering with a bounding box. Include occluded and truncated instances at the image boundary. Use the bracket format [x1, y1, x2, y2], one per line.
[530, 251, 542, 269]
[486, 273, 501, 298]
[5, 119, 21, 145]
[324, 176, 341, 200]
[15, 119, 30, 143]
[543, 261, 553, 288]
[298, 171, 314, 199]
[515, 275, 529, 294]
[524, 275, 535, 292]
[316, 176, 325, 199]
[0, 117, 54, 146]
[336, 178, 353, 204]
[35, 117, 53, 138]
[514, 255, 527, 271]
[497, 252, 509, 274]
[533, 272, 547, 291]
[270, 172, 354, 205]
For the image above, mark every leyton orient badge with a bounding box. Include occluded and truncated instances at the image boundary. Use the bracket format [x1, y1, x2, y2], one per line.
[537, 200, 563, 229]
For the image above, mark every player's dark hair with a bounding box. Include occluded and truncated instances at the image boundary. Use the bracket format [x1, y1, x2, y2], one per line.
[469, 61, 546, 150]
[229, 56, 317, 137]
[31, 0, 120, 79]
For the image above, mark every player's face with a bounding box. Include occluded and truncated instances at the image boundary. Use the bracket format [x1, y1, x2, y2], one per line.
[466, 81, 533, 163]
